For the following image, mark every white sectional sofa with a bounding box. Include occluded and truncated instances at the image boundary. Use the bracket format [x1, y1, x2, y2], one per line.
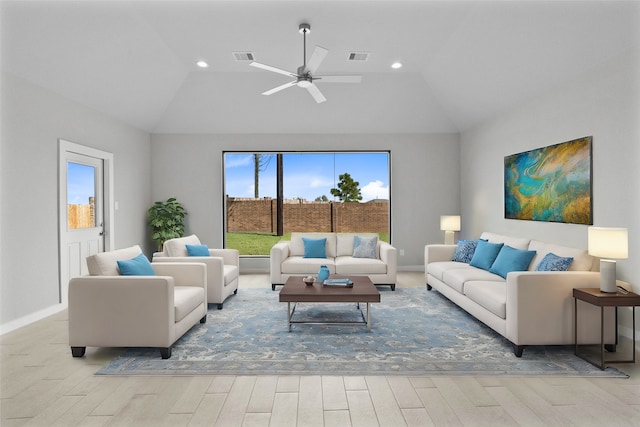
[425, 232, 614, 357]
[270, 232, 397, 291]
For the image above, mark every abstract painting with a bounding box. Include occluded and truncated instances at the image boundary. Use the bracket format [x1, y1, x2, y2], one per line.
[504, 137, 592, 224]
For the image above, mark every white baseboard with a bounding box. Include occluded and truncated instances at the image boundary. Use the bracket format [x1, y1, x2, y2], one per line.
[0, 303, 66, 336]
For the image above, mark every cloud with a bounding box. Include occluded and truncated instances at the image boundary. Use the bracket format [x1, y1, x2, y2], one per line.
[226, 155, 253, 168]
[361, 180, 389, 201]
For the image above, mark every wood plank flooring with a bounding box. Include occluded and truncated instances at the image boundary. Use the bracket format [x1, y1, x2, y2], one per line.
[2, 272, 639, 426]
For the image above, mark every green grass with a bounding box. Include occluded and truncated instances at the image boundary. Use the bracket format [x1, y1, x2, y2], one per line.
[226, 231, 389, 256]
[226, 232, 291, 255]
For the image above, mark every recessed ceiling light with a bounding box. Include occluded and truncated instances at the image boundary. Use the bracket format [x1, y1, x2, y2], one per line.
[391, 62, 403, 69]
[196, 60, 209, 68]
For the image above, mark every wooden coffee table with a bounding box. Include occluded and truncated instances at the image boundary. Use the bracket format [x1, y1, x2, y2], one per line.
[279, 276, 381, 332]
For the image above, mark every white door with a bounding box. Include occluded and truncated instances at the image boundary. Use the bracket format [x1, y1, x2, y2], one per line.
[59, 140, 114, 305]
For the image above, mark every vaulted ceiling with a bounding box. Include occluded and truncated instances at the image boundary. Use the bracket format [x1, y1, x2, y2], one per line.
[2, 1, 638, 134]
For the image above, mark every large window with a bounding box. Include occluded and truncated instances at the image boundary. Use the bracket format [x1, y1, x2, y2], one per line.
[224, 151, 390, 255]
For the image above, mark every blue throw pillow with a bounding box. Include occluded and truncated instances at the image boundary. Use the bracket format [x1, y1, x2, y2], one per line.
[302, 237, 327, 258]
[536, 252, 574, 271]
[117, 253, 156, 276]
[186, 244, 210, 256]
[469, 240, 504, 271]
[353, 235, 378, 258]
[489, 245, 536, 279]
[451, 240, 478, 263]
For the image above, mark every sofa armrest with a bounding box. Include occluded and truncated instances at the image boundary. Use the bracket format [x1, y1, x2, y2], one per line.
[378, 242, 397, 274]
[270, 241, 291, 283]
[505, 271, 602, 345]
[209, 248, 240, 267]
[151, 262, 207, 289]
[424, 244, 456, 265]
[68, 276, 175, 347]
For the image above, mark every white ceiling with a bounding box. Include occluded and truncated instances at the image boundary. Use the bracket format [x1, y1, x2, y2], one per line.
[2, 0, 639, 134]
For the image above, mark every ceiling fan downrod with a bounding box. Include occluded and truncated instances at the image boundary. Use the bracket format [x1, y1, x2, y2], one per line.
[299, 23, 310, 70]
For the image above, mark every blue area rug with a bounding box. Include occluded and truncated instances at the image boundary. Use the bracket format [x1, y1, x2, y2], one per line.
[97, 287, 627, 377]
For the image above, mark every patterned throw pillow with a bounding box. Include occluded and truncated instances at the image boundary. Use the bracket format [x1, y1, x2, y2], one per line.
[451, 240, 478, 263]
[536, 252, 574, 271]
[353, 235, 378, 258]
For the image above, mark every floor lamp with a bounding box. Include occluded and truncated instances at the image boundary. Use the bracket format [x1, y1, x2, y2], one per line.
[440, 215, 461, 245]
[588, 226, 628, 293]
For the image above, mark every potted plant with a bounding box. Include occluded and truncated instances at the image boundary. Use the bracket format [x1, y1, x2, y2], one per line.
[147, 197, 187, 251]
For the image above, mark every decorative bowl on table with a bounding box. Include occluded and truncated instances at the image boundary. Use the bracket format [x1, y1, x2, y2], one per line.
[303, 276, 315, 286]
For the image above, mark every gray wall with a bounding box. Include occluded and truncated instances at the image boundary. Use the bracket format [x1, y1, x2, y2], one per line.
[150, 133, 461, 269]
[0, 72, 152, 329]
[460, 48, 640, 338]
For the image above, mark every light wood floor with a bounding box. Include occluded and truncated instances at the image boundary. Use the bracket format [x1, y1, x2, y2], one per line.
[2, 272, 639, 426]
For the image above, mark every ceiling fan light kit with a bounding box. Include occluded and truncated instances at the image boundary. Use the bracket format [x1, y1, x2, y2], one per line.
[249, 23, 362, 103]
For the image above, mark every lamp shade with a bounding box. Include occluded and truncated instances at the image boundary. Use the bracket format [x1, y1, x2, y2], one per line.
[440, 215, 461, 231]
[588, 227, 628, 259]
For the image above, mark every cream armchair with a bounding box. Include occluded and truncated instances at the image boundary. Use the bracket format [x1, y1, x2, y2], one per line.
[68, 245, 207, 359]
[153, 235, 239, 309]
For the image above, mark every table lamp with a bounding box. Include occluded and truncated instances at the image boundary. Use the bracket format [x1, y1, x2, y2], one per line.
[588, 226, 628, 293]
[440, 215, 461, 245]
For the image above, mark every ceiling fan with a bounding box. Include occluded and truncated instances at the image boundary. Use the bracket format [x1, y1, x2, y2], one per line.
[250, 23, 362, 104]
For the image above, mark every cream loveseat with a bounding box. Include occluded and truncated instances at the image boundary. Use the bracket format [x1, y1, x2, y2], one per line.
[68, 245, 207, 359]
[425, 232, 614, 357]
[153, 235, 239, 309]
[270, 232, 397, 291]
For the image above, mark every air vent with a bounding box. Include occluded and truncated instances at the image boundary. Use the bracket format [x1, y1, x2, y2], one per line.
[348, 52, 370, 61]
[233, 52, 255, 61]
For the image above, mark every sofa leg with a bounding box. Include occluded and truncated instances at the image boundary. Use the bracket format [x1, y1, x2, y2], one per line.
[513, 345, 525, 357]
[71, 346, 86, 358]
[390, 284, 396, 291]
[160, 347, 172, 359]
[200, 315, 207, 324]
[605, 344, 616, 352]
[234, 289, 238, 294]
[426, 284, 432, 291]
[217, 303, 223, 310]
[272, 284, 276, 291]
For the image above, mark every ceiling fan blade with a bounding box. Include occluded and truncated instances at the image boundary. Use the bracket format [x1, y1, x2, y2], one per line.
[262, 81, 297, 96]
[315, 75, 362, 84]
[304, 46, 329, 74]
[250, 62, 297, 78]
[306, 84, 327, 104]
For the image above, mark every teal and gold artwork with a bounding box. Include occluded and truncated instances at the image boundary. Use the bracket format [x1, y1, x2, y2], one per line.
[504, 137, 592, 225]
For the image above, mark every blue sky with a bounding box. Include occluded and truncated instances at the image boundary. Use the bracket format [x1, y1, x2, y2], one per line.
[225, 152, 390, 202]
[67, 162, 95, 205]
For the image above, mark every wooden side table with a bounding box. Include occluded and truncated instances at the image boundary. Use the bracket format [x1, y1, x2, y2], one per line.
[573, 286, 640, 370]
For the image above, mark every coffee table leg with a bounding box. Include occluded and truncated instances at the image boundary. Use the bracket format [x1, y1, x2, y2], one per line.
[288, 302, 292, 332]
[367, 302, 371, 332]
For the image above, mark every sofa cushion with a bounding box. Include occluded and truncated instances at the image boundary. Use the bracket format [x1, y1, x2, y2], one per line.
[186, 244, 210, 256]
[535, 252, 574, 271]
[480, 232, 530, 250]
[489, 245, 536, 279]
[442, 267, 504, 294]
[164, 235, 201, 257]
[336, 233, 379, 257]
[174, 286, 205, 322]
[451, 240, 478, 263]
[290, 233, 337, 257]
[427, 261, 475, 282]
[281, 256, 336, 275]
[335, 256, 387, 275]
[302, 237, 327, 258]
[352, 235, 378, 259]
[87, 245, 143, 276]
[117, 253, 156, 276]
[463, 281, 507, 319]
[469, 240, 504, 271]
[528, 240, 593, 271]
